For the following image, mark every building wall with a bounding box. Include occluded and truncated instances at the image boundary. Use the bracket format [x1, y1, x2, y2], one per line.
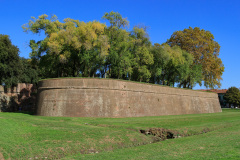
[0, 83, 37, 112]
[37, 78, 222, 117]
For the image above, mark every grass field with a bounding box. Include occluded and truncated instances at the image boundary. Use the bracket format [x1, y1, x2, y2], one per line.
[0, 109, 239, 159]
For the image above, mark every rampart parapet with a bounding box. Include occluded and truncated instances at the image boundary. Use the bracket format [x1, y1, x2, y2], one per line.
[37, 78, 222, 117]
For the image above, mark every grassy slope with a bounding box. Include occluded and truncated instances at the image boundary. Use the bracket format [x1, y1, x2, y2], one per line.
[71, 123, 240, 160]
[0, 109, 239, 159]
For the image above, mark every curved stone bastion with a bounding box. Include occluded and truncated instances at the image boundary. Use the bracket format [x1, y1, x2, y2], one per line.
[36, 78, 222, 117]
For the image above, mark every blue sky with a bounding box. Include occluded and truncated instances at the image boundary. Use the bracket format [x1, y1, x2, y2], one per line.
[1, 0, 239, 89]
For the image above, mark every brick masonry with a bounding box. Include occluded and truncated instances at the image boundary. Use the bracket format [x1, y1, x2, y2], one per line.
[36, 78, 222, 117]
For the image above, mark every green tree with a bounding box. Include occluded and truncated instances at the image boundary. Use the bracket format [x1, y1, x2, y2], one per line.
[23, 15, 109, 78]
[150, 43, 170, 84]
[161, 44, 188, 86]
[102, 11, 129, 29]
[177, 50, 202, 89]
[151, 44, 202, 88]
[167, 27, 224, 88]
[102, 11, 132, 79]
[224, 87, 240, 107]
[22, 13, 208, 90]
[19, 58, 40, 85]
[0, 34, 22, 87]
[130, 27, 153, 82]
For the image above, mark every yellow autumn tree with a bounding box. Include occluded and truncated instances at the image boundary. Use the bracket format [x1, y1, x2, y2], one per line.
[23, 15, 109, 77]
[167, 27, 224, 88]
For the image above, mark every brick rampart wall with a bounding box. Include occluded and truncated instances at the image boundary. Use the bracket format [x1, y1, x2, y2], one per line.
[36, 78, 222, 117]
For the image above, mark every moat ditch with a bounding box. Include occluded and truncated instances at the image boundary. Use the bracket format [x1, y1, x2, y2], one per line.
[139, 127, 212, 143]
[77, 125, 219, 156]
[70, 126, 216, 156]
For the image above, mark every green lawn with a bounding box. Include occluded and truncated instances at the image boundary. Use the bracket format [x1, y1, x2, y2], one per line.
[0, 109, 239, 159]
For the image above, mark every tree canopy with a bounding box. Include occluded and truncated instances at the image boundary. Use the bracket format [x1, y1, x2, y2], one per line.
[20, 12, 224, 89]
[0, 35, 39, 87]
[19, 58, 40, 85]
[0, 34, 22, 87]
[23, 15, 109, 78]
[224, 87, 240, 107]
[167, 27, 224, 88]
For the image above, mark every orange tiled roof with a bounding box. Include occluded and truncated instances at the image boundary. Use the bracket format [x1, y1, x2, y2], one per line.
[199, 89, 227, 94]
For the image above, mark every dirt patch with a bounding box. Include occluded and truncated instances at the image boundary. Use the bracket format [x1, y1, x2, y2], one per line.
[140, 128, 179, 139]
[140, 127, 214, 143]
[0, 152, 5, 160]
[140, 128, 180, 142]
[56, 147, 65, 152]
[79, 148, 98, 154]
[202, 128, 210, 133]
